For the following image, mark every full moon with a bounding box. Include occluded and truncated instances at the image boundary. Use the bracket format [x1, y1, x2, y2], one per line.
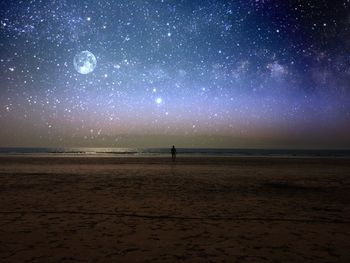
[73, 50, 97, 74]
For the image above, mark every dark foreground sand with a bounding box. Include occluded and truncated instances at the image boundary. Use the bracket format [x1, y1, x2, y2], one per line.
[0, 156, 349, 262]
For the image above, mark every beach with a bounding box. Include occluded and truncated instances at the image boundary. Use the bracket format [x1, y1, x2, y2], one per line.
[0, 156, 349, 262]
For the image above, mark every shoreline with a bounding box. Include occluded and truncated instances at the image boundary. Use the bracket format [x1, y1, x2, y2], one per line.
[1, 154, 350, 158]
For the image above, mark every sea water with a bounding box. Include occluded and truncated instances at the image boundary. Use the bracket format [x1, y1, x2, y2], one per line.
[0, 147, 349, 157]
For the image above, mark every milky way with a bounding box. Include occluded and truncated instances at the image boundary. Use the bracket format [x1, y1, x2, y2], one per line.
[1, 0, 350, 148]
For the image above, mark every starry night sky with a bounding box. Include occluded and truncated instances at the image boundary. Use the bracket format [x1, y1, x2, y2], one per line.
[1, 0, 350, 148]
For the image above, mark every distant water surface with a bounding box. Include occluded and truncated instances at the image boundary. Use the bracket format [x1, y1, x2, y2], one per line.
[0, 148, 349, 157]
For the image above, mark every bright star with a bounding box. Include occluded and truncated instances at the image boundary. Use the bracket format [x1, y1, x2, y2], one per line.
[155, 97, 162, 104]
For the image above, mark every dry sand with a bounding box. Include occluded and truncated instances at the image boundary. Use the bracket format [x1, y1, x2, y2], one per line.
[0, 156, 349, 262]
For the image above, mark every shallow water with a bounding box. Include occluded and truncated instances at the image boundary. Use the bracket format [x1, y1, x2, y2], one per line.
[0, 147, 350, 157]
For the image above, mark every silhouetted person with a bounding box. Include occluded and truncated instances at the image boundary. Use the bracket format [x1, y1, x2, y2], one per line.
[171, 145, 177, 162]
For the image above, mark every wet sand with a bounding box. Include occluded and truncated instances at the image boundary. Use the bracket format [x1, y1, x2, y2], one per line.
[0, 156, 349, 262]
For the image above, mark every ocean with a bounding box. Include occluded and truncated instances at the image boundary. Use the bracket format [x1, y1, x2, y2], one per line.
[0, 147, 349, 157]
